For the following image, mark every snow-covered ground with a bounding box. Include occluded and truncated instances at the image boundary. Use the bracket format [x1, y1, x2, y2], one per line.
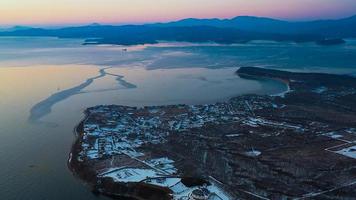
[101, 168, 232, 200]
[244, 150, 262, 157]
[100, 164, 232, 200]
[323, 131, 343, 139]
[243, 117, 302, 131]
[336, 145, 356, 159]
[102, 168, 160, 183]
[145, 177, 181, 188]
[147, 157, 177, 174]
[78, 102, 262, 200]
[312, 86, 328, 94]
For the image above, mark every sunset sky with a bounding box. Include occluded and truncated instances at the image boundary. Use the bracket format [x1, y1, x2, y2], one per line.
[0, 0, 356, 26]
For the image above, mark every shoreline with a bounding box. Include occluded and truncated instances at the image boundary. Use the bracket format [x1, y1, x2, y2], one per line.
[236, 71, 291, 97]
[68, 67, 356, 199]
[69, 113, 171, 200]
[67, 68, 295, 200]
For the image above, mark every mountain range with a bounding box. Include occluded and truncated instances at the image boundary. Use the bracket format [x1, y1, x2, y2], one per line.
[0, 15, 355, 45]
[0, 25, 32, 32]
[152, 15, 356, 38]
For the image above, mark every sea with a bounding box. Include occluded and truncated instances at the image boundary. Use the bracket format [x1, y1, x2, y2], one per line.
[0, 37, 355, 199]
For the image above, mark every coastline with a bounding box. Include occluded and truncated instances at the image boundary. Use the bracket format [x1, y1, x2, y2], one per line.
[68, 67, 356, 199]
[236, 71, 291, 97]
[67, 68, 279, 200]
[66, 68, 297, 199]
[68, 112, 97, 187]
[69, 113, 172, 200]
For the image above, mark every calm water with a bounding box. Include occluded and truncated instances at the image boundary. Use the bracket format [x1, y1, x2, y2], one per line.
[0, 37, 355, 200]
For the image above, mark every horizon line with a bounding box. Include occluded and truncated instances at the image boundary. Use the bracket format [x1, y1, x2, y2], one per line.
[1, 14, 355, 28]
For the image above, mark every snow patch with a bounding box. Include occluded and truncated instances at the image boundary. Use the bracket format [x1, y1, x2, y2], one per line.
[102, 168, 160, 183]
[336, 145, 356, 159]
[245, 150, 262, 157]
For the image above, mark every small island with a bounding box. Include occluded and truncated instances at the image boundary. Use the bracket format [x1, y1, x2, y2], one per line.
[69, 67, 356, 200]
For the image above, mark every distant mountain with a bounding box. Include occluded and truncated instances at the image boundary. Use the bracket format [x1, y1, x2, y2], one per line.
[0, 25, 32, 32]
[0, 25, 322, 45]
[152, 15, 356, 38]
[153, 16, 286, 29]
[88, 23, 102, 27]
[0, 15, 355, 45]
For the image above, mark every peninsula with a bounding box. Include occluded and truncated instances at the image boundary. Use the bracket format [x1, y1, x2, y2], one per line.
[69, 67, 356, 200]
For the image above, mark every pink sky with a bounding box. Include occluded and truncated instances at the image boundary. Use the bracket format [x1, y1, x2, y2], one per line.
[0, 0, 355, 26]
